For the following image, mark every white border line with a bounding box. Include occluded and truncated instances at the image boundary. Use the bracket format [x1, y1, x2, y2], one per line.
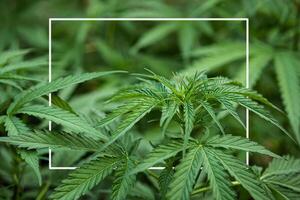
[245, 19, 250, 165]
[50, 18, 248, 21]
[48, 17, 249, 170]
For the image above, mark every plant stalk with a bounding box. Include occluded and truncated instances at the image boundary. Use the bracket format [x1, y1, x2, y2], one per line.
[191, 181, 240, 196]
[147, 169, 159, 179]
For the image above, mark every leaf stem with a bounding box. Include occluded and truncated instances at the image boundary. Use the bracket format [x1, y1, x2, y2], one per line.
[191, 181, 240, 196]
[147, 169, 159, 179]
[36, 181, 50, 200]
[12, 150, 22, 200]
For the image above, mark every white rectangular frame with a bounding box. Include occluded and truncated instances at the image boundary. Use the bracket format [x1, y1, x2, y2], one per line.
[48, 17, 249, 170]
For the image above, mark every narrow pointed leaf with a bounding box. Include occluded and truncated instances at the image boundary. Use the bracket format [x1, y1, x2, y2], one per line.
[200, 147, 236, 200]
[0, 130, 102, 151]
[159, 165, 175, 199]
[262, 156, 300, 179]
[111, 158, 136, 200]
[132, 23, 177, 51]
[216, 97, 245, 128]
[263, 174, 300, 193]
[50, 156, 119, 200]
[219, 93, 295, 142]
[4, 116, 30, 136]
[160, 100, 178, 135]
[7, 71, 124, 114]
[205, 134, 279, 158]
[199, 100, 225, 134]
[0, 57, 46, 74]
[166, 145, 204, 200]
[275, 52, 300, 143]
[96, 102, 140, 128]
[4, 116, 42, 185]
[100, 101, 157, 152]
[0, 49, 30, 66]
[17, 105, 107, 140]
[212, 149, 274, 200]
[19, 150, 42, 185]
[183, 100, 195, 156]
[132, 139, 183, 174]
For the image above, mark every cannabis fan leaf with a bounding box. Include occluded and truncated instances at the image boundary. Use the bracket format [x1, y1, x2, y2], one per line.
[7, 71, 125, 114]
[50, 156, 120, 200]
[0, 71, 296, 200]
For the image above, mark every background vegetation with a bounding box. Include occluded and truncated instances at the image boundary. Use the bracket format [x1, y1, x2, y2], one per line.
[0, 0, 299, 199]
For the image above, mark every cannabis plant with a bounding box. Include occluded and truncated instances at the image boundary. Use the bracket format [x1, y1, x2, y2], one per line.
[1, 69, 299, 200]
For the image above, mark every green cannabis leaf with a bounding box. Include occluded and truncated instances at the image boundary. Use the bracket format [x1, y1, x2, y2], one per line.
[0, 130, 103, 151]
[50, 156, 120, 200]
[1, 2, 299, 199]
[7, 71, 125, 114]
[0, 71, 296, 200]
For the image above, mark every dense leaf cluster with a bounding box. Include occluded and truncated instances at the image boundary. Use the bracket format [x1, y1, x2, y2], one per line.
[0, 1, 300, 199]
[1, 65, 299, 199]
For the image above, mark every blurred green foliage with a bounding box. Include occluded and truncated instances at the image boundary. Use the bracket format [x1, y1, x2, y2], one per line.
[0, 0, 299, 199]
